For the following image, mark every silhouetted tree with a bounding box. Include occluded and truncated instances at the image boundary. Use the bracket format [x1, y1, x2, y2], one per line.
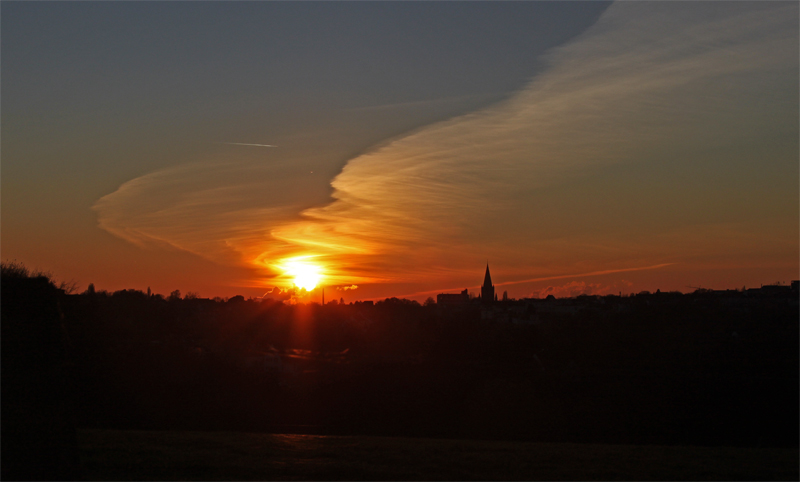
[1, 262, 81, 480]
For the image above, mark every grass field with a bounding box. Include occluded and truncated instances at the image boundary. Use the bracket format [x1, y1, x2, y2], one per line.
[77, 429, 798, 480]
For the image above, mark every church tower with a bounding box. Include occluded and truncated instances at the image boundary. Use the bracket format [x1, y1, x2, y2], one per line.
[481, 263, 495, 304]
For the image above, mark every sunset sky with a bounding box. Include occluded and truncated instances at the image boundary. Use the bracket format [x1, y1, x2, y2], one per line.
[3, 1, 798, 301]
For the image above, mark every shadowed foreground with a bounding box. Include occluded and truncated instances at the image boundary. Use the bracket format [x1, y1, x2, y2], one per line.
[78, 429, 798, 481]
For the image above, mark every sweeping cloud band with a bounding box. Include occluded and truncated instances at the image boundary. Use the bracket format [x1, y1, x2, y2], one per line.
[94, 1, 798, 293]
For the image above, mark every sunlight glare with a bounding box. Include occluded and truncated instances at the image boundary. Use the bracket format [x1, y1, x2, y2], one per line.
[283, 259, 323, 291]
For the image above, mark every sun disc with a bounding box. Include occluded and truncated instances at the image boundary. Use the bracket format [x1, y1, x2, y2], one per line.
[283, 259, 322, 291]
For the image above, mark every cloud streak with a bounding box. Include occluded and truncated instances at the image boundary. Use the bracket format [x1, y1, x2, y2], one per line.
[495, 264, 675, 288]
[222, 142, 277, 147]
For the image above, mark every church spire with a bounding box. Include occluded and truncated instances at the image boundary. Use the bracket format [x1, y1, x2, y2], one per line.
[481, 263, 495, 304]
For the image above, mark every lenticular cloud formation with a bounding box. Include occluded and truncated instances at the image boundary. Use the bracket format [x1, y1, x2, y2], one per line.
[94, 2, 798, 290]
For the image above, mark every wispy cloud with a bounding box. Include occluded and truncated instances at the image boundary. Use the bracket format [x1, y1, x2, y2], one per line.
[93, 161, 310, 267]
[93, 2, 798, 294]
[271, 1, 797, 285]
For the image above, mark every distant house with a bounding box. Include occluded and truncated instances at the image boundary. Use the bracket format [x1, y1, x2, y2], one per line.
[437, 289, 469, 306]
[747, 284, 793, 298]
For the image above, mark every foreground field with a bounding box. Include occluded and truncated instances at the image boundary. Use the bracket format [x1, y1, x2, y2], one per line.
[78, 429, 797, 480]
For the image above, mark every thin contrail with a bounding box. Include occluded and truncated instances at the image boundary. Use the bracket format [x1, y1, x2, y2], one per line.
[222, 142, 277, 147]
[493, 263, 675, 287]
[394, 263, 675, 299]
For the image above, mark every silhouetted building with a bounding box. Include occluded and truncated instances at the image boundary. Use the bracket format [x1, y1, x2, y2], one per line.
[437, 289, 469, 306]
[481, 264, 495, 305]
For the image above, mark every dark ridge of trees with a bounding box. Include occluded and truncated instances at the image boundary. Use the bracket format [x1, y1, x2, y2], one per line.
[3, 262, 798, 451]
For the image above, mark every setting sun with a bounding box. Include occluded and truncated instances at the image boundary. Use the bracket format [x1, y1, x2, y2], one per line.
[282, 258, 323, 291]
